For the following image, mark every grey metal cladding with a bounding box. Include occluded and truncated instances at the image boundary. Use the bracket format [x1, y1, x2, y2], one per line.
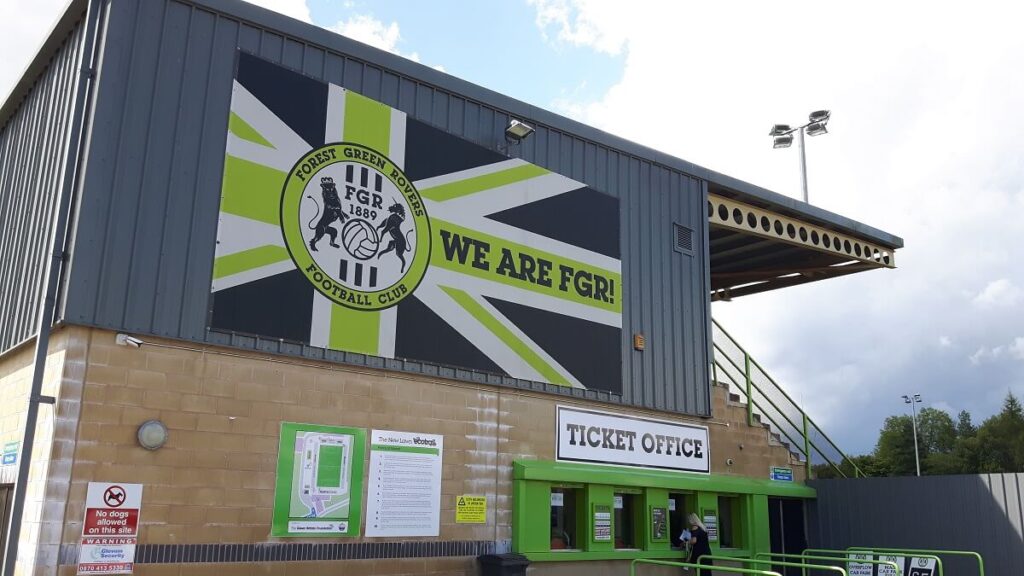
[62, 0, 711, 415]
[0, 18, 86, 353]
[809, 474, 1024, 576]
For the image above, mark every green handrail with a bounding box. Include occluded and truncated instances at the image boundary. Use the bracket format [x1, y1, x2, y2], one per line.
[806, 548, 943, 576]
[848, 546, 982, 576]
[700, 554, 846, 576]
[754, 552, 900, 576]
[631, 558, 781, 576]
[712, 319, 864, 477]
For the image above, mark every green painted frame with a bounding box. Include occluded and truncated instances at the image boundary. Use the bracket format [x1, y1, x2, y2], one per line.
[513, 460, 814, 562]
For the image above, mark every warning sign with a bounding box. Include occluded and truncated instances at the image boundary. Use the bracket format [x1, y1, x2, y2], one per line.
[78, 483, 143, 575]
[455, 495, 487, 524]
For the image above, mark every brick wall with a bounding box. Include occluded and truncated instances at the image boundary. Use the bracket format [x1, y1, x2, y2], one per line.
[0, 327, 90, 576]
[10, 327, 803, 576]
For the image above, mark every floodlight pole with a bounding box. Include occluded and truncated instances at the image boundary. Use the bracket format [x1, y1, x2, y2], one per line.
[903, 394, 922, 477]
[797, 127, 809, 203]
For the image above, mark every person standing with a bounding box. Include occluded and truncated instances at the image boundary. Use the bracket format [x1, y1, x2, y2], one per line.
[685, 512, 712, 572]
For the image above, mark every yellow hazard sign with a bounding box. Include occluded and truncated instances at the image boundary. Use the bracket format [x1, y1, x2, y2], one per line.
[455, 495, 487, 524]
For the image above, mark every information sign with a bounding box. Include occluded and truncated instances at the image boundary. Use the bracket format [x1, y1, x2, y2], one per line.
[878, 554, 905, 576]
[272, 422, 366, 537]
[908, 557, 936, 576]
[848, 552, 873, 576]
[77, 483, 142, 575]
[592, 504, 612, 542]
[770, 466, 794, 482]
[365, 430, 443, 537]
[703, 513, 718, 542]
[455, 495, 487, 524]
[1, 441, 18, 466]
[650, 507, 668, 541]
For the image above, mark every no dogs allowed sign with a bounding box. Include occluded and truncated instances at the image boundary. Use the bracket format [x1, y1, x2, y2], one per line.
[78, 482, 143, 574]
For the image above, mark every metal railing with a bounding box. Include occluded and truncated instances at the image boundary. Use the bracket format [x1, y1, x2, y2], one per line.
[631, 558, 781, 576]
[701, 554, 847, 576]
[754, 552, 901, 576]
[712, 318, 865, 478]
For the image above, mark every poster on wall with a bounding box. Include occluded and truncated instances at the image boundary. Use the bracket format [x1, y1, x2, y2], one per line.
[272, 422, 366, 537]
[703, 514, 718, 542]
[210, 51, 623, 394]
[365, 430, 443, 537]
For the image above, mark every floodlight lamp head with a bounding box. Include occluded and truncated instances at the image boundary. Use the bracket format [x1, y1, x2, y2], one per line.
[505, 119, 535, 142]
[902, 395, 911, 403]
[769, 124, 792, 136]
[773, 134, 793, 148]
[913, 394, 922, 402]
[806, 121, 828, 136]
[809, 109, 831, 123]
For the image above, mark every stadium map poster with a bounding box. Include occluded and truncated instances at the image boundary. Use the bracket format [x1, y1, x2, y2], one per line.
[272, 422, 366, 537]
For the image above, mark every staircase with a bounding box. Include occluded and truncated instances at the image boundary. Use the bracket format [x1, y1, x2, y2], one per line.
[711, 319, 865, 478]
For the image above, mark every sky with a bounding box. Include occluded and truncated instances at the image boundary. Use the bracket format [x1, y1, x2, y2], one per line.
[2, 0, 1022, 455]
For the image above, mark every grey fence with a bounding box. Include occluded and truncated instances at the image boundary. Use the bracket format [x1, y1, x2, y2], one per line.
[808, 473, 1024, 575]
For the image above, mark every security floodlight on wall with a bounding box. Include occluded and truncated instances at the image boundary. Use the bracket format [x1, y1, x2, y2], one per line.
[137, 419, 169, 450]
[767, 109, 832, 203]
[505, 119, 535, 142]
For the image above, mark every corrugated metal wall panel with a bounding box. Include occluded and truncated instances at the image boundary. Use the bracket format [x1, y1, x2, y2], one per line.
[63, 0, 711, 415]
[0, 19, 85, 353]
[809, 475, 1024, 575]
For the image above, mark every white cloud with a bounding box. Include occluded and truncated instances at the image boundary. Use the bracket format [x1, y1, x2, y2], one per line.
[331, 14, 422, 64]
[530, 0, 1024, 452]
[0, 0, 68, 97]
[971, 279, 1023, 309]
[242, 0, 311, 23]
[1011, 337, 1024, 360]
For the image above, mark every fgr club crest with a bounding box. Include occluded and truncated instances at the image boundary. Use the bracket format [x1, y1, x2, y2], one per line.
[280, 143, 430, 311]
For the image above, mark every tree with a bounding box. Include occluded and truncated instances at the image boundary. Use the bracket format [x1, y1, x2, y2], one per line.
[955, 410, 976, 438]
[917, 407, 956, 455]
[873, 415, 918, 476]
[974, 392, 1024, 472]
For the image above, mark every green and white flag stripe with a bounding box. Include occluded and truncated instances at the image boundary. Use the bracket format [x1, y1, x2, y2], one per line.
[311, 87, 405, 357]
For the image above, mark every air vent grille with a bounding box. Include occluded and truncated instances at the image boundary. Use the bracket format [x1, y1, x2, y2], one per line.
[673, 223, 694, 255]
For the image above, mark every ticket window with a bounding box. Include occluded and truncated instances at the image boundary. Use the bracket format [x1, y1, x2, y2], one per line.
[717, 495, 740, 548]
[550, 487, 579, 550]
[669, 492, 696, 548]
[613, 493, 638, 549]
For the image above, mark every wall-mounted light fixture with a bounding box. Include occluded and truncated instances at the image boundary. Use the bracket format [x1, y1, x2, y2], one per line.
[137, 420, 168, 450]
[505, 119, 535, 142]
